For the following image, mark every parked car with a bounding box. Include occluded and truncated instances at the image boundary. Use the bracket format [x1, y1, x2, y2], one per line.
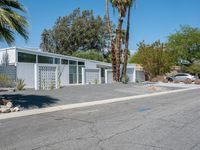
[166, 73, 196, 82]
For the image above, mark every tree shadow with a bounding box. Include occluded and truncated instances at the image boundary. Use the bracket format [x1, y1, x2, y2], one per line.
[1, 94, 60, 109]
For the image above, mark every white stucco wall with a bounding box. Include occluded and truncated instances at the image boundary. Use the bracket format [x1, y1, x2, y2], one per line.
[59, 65, 69, 86]
[0, 48, 16, 64]
[85, 61, 98, 69]
[17, 63, 35, 88]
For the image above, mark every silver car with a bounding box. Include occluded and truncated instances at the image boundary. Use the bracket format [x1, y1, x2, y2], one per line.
[167, 73, 196, 82]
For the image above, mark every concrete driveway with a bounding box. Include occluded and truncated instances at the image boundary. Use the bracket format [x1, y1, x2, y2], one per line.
[0, 88, 200, 150]
[0, 83, 178, 110]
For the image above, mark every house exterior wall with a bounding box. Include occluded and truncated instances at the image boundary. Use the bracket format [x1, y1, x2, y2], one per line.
[17, 63, 35, 88]
[0, 47, 138, 89]
[59, 65, 69, 86]
[85, 69, 99, 84]
[0, 48, 16, 64]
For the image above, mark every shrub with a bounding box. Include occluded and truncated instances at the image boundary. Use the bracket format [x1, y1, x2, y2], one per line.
[184, 79, 192, 84]
[0, 74, 13, 88]
[194, 79, 200, 85]
[94, 79, 98, 84]
[16, 79, 25, 90]
[122, 76, 129, 84]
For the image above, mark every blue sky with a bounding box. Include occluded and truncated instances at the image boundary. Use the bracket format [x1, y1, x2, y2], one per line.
[2, 0, 200, 53]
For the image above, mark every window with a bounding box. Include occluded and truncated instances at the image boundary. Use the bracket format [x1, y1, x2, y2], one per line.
[18, 52, 36, 63]
[55, 58, 60, 64]
[38, 55, 53, 64]
[61, 59, 68, 65]
[78, 61, 85, 66]
[69, 66, 77, 84]
[69, 60, 77, 65]
[78, 66, 84, 83]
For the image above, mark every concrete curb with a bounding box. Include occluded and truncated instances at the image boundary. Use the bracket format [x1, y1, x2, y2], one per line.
[0, 87, 199, 120]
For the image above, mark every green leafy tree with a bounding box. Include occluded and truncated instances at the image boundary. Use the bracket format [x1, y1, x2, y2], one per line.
[185, 61, 200, 76]
[72, 50, 106, 62]
[129, 51, 140, 64]
[0, 0, 28, 45]
[135, 41, 173, 79]
[40, 8, 110, 55]
[167, 25, 200, 65]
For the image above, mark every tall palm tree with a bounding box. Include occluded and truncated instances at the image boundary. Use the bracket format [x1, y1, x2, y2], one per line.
[122, 0, 136, 81]
[111, 0, 127, 81]
[105, 0, 117, 81]
[0, 0, 28, 45]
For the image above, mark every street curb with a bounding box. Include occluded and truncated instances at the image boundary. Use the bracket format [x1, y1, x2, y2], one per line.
[0, 87, 199, 120]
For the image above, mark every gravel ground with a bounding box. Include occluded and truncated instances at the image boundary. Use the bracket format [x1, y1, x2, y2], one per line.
[0, 83, 180, 110]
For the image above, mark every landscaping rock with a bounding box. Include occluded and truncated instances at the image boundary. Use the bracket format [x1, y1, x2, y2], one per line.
[6, 102, 13, 108]
[0, 99, 11, 105]
[184, 79, 192, 84]
[13, 107, 20, 112]
[162, 79, 168, 83]
[156, 75, 165, 82]
[0, 108, 11, 113]
[195, 79, 200, 85]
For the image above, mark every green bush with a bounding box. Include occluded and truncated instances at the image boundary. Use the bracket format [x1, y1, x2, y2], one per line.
[0, 74, 13, 88]
[16, 79, 25, 90]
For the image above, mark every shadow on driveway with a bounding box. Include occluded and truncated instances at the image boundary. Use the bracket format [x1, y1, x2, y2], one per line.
[1, 94, 59, 109]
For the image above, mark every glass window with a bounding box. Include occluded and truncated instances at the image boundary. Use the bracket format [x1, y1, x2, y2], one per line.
[18, 52, 36, 63]
[69, 60, 77, 65]
[78, 66, 84, 83]
[78, 61, 85, 66]
[61, 59, 68, 64]
[69, 66, 77, 84]
[55, 58, 60, 64]
[38, 55, 53, 64]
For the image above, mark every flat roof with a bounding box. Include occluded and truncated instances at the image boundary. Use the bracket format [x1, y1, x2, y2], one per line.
[0, 47, 112, 66]
[0, 47, 136, 67]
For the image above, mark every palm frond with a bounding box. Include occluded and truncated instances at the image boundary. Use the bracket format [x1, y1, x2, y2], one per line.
[0, 0, 28, 45]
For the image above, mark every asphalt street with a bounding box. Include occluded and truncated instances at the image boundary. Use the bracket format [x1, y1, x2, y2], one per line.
[0, 88, 200, 150]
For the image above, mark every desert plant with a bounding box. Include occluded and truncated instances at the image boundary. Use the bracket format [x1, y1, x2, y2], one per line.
[0, 74, 13, 87]
[16, 79, 25, 90]
[194, 79, 200, 85]
[94, 79, 98, 84]
[122, 76, 129, 84]
[50, 81, 55, 90]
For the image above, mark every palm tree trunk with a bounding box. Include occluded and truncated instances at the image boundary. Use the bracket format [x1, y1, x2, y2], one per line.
[116, 14, 123, 81]
[122, 5, 131, 81]
[105, 0, 117, 81]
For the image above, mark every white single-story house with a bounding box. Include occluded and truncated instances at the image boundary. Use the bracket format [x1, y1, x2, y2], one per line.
[0, 47, 137, 90]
